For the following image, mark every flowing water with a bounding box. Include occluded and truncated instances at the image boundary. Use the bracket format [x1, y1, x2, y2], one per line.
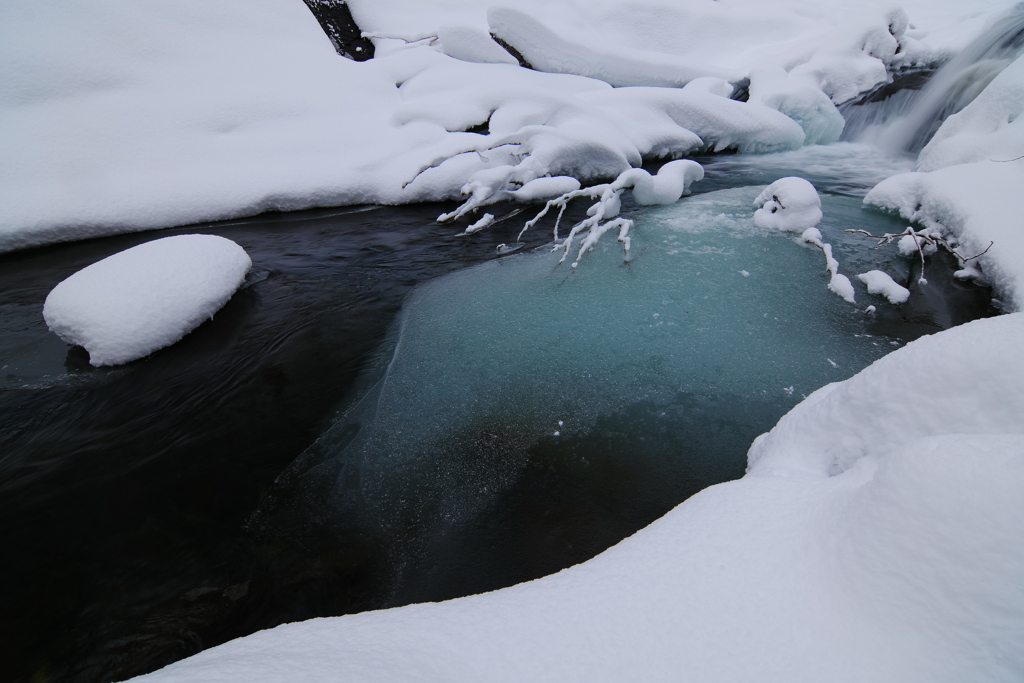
[0, 99, 1002, 683]
[840, 5, 1024, 152]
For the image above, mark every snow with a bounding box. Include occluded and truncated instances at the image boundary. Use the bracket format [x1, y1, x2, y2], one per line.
[130, 313, 1024, 683]
[512, 176, 581, 202]
[864, 49, 1024, 309]
[487, 7, 744, 87]
[857, 270, 911, 304]
[800, 227, 857, 304]
[3, 0, 1015, 251]
[898, 230, 939, 258]
[42, 235, 251, 366]
[753, 177, 823, 232]
[437, 24, 519, 65]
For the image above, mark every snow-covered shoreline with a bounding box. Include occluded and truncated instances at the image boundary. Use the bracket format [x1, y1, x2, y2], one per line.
[0, 0, 1014, 252]
[3, 0, 1023, 679]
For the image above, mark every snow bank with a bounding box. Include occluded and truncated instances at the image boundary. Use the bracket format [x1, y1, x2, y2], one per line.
[4, 0, 1012, 252]
[43, 235, 251, 366]
[865, 50, 1024, 309]
[866, 161, 1024, 308]
[858, 270, 911, 304]
[131, 312, 1024, 683]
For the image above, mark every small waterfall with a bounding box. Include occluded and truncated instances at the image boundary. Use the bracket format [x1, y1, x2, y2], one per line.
[840, 6, 1024, 154]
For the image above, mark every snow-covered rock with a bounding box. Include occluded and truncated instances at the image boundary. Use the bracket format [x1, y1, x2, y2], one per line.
[753, 177, 823, 232]
[43, 235, 251, 366]
[129, 313, 1024, 683]
[487, 7, 743, 88]
[857, 270, 911, 304]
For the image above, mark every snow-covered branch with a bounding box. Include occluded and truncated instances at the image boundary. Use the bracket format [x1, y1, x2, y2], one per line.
[511, 160, 704, 269]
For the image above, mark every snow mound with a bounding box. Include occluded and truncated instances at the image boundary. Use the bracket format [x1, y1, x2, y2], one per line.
[857, 270, 911, 304]
[618, 160, 704, 206]
[747, 313, 1024, 476]
[43, 235, 251, 366]
[130, 312, 1024, 683]
[748, 66, 846, 145]
[753, 177, 823, 232]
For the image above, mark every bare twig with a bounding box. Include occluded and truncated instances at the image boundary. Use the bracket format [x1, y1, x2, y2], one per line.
[361, 32, 438, 45]
[845, 227, 994, 284]
[992, 154, 1024, 163]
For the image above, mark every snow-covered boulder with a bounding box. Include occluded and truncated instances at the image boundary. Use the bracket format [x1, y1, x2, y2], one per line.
[43, 235, 251, 366]
[753, 177, 823, 232]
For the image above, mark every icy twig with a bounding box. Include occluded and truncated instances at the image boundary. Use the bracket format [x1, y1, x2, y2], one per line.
[802, 228, 855, 303]
[361, 32, 438, 45]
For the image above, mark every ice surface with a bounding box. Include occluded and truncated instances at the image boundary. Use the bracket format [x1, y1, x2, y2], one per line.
[131, 305, 1024, 683]
[42, 235, 251, 366]
[342, 187, 895, 464]
[234, 186, 915, 624]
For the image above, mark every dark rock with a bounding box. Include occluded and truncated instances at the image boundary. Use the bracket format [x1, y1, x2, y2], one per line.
[490, 33, 533, 69]
[301, 0, 374, 61]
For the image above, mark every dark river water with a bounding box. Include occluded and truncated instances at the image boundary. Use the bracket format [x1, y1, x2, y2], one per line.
[0, 160, 997, 682]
